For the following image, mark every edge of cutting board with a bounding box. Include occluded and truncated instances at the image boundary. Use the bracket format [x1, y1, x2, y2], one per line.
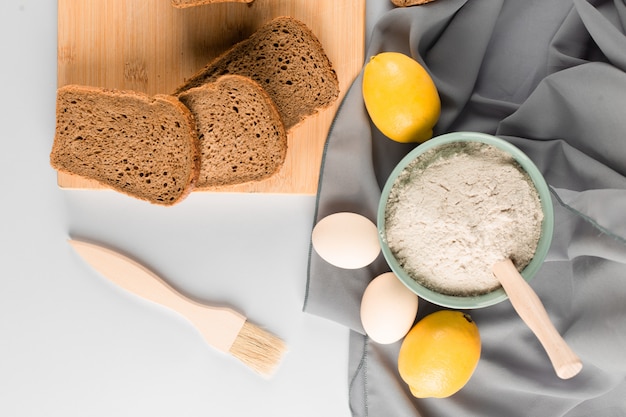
[56, 0, 366, 195]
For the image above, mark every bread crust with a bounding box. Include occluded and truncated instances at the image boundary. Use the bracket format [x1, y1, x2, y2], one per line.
[391, 0, 437, 6]
[152, 93, 201, 202]
[51, 85, 200, 205]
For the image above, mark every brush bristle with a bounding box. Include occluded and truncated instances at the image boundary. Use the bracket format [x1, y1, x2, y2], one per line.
[229, 321, 287, 377]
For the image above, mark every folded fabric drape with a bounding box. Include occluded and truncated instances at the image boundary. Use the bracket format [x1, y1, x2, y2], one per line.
[305, 0, 626, 415]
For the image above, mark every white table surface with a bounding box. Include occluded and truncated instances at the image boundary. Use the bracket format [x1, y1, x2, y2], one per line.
[0, 1, 391, 416]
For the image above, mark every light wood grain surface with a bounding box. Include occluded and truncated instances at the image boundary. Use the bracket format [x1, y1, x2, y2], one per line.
[57, 0, 366, 194]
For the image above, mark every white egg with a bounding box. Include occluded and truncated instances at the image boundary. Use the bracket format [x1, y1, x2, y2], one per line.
[360, 272, 419, 344]
[311, 212, 381, 269]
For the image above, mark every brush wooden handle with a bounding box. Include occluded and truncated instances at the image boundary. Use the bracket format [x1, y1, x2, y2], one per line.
[493, 259, 582, 379]
[69, 239, 246, 352]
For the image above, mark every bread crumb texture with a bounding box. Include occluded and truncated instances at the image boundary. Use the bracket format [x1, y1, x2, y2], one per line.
[175, 16, 339, 130]
[50, 85, 199, 205]
[179, 75, 287, 188]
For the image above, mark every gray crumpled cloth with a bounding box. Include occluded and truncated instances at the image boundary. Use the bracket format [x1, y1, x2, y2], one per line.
[304, 0, 626, 415]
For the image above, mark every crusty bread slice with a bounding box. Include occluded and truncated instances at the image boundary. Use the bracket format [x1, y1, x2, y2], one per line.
[174, 16, 340, 130]
[178, 75, 287, 188]
[50, 85, 200, 205]
[391, 0, 437, 5]
[171, 0, 253, 7]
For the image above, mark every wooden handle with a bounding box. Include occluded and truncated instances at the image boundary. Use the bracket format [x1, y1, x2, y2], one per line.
[69, 240, 246, 352]
[70, 239, 197, 313]
[493, 259, 582, 379]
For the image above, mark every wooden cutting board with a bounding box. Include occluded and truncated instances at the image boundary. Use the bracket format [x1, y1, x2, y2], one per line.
[56, 0, 365, 195]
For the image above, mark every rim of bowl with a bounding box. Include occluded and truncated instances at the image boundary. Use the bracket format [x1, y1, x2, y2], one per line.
[377, 131, 554, 309]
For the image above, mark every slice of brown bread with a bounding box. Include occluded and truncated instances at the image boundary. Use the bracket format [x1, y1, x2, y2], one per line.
[171, 0, 253, 7]
[174, 16, 340, 130]
[391, 0, 437, 6]
[178, 75, 287, 188]
[50, 85, 200, 205]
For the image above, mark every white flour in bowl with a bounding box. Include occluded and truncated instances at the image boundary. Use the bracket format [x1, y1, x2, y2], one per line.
[384, 141, 544, 296]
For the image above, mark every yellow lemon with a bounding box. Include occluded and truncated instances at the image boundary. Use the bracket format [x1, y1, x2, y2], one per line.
[362, 52, 441, 143]
[398, 310, 481, 398]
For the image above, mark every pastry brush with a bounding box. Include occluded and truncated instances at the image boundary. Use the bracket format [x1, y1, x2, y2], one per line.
[69, 239, 286, 377]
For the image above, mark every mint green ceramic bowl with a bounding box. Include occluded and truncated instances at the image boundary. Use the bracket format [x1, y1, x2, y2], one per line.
[377, 132, 554, 309]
